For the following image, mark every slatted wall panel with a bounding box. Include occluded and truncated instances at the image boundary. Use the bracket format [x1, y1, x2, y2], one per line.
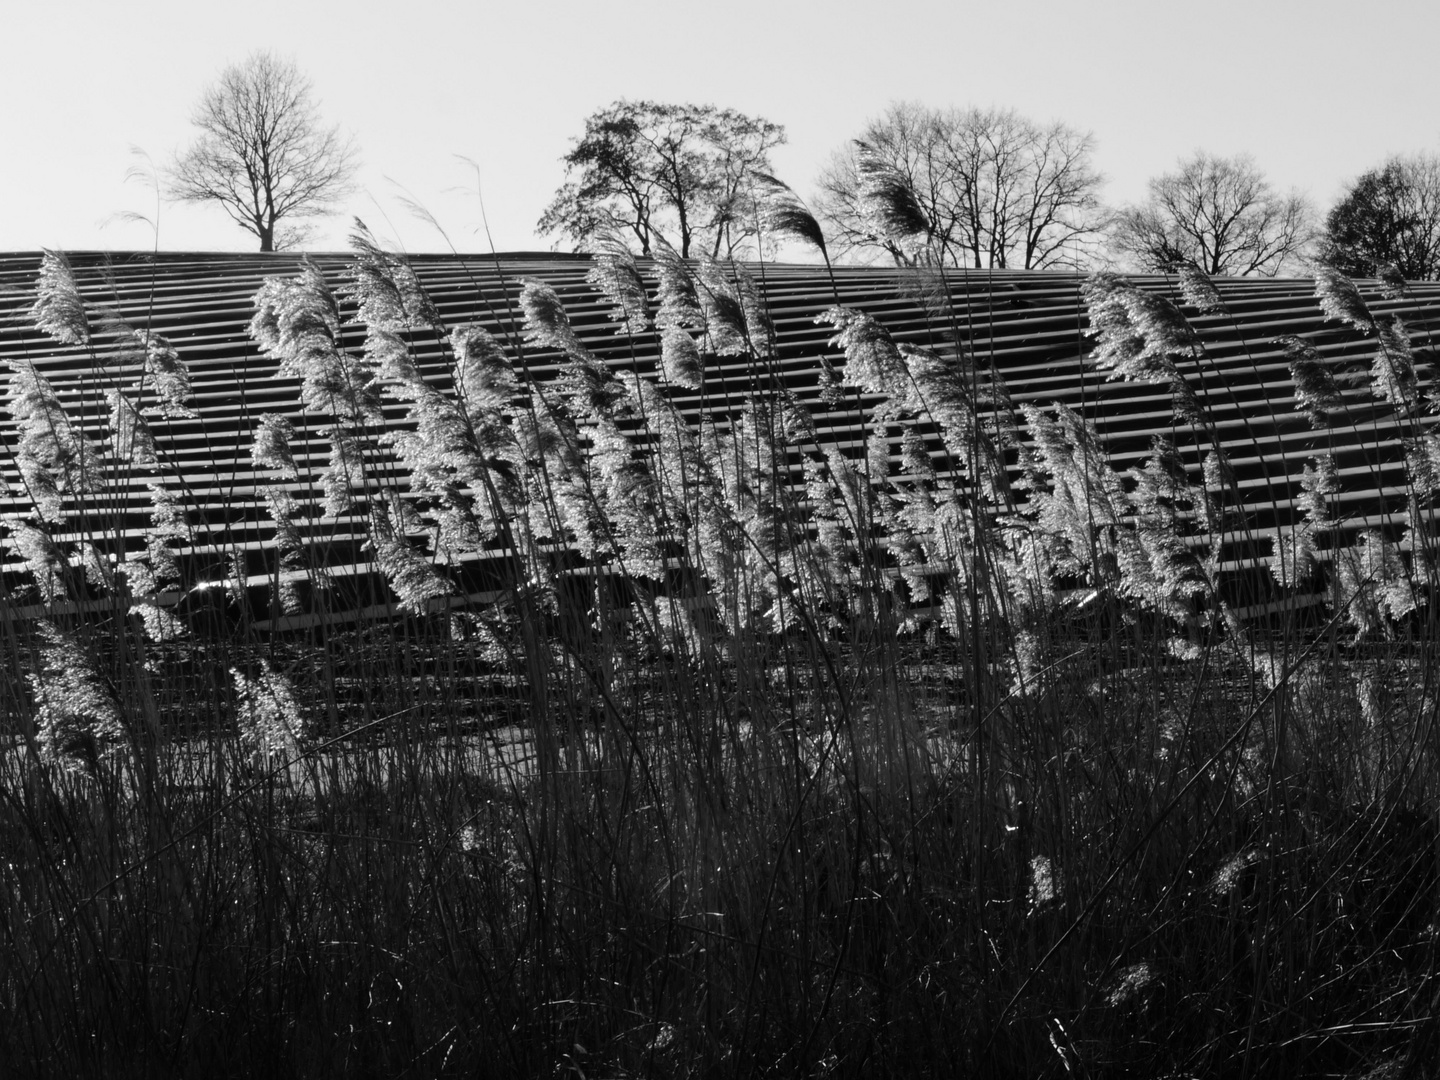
[3, 251, 1438, 630]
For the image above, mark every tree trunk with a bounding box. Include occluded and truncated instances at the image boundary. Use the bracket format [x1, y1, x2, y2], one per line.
[258, 224, 275, 253]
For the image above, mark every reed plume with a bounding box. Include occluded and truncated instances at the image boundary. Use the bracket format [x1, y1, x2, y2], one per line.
[855, 139, 931, 251]
[232, 662, 310, 761]
[252, 414, 300, 479]
[139, 332, 196, 418]
[819, 307, 907, 397]
[1084, 272, 1194, 383]
[9, 520, 67, 603]
[31, 249, 90, 346]
[5, 360, 99, 520]
[1177, 262, 1226, 314]
[1372, 316, 1419, 409]
[753, 171, 829, 261]
[1278, 335, 1343, 427]
[694, 259, 751, 356]
[585, 227, 650, 336]
[1315, 266, 1375, 333]
[30, 622, 125, 769]
[452, 325, 518, 415]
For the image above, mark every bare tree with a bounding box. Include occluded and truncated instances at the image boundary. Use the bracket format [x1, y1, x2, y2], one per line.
[1111, 153, 1314, 277]
[814, 103, 1106, 269]
[170, 52, 358, 252]
[537, 101, 785, 259]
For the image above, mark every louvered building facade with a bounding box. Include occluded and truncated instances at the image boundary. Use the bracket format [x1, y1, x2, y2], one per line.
[2, 250, 1438, 636]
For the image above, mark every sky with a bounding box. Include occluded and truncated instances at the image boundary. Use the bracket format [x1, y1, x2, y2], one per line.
[4, 0, 1439, 258]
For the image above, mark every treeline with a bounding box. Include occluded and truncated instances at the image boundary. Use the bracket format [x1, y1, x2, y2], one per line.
[537, 98, 1440, 280]
[157, 54, 1440, 274]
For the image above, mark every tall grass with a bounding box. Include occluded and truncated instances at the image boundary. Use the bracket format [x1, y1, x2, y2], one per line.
[3, 214, 1440, 1078]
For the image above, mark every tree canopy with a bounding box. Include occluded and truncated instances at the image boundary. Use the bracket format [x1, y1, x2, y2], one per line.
[1320, 155, 1440, 280]
[1111, 153, 1313, 277]
[169, 52, 358, 252]
[813, 103, 1106, 269]
[537, 101, 785, 259]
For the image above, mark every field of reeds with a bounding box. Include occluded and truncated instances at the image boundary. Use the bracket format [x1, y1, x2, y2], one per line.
[4, 209, 1440, 1077]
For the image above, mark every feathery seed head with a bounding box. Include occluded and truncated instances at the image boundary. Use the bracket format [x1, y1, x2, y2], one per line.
[1336, 530, 1416, 638]
[31, 622, 125, 770]
[554, 350, 624, 421]
[248, 278, 285, 355]
[1270, 525, 1318, 587]
[1105, 962, 1158, 1009]
[652, 242, 704, 333]
[1377, 262, 1407, 300]
[385, 381, 490, 498]
[1372, 316, 1418, 408]
[139, 491, 184, 583]
[232, 663, 309, 761]
[821, 307, 908, 398]
[660, 327, 703, 390]
[107, 389, 158, 468]
[5, 360, 98, 521]
[1406, 435, 1440, 497]
[1177, 262, 1225, 314]
[585, 229, 650, 336]
[147, 480, 188, 540]
[900, 340, 1012, 495]
[695, 260, 751, 356]
[251, 413, 299, 479]
[145, 532, 178, 585]
[141, 333, 196, 418]
[1277, 336, 1343, 428]
[32, 250, 90, 347]
[1084, 272, 1194, 384]
[123, 555, 157, 596]
[132, 601, 188, 641]
[321, 429, 366, 518]
[250, 259, 343, 360]
[263, 485, 305, 554]
[855, 141, 931, 246]
[1314, 266, 1375, 333]
[764, 200, 829, 257]
[251, 262, 381, 424]
[1028, 855, 1057, 910]
[9, 521, 66, 602]
[451, 325, 517, 413]
[817, 355, 844, 407]
[1298, 455, 1338, 526]
[1203, 448, 1232, 494]
[345, 221, 439, 333]
[1209, 849, 1260, 895]
[1169, 378, 1207, 426]
[514, 405, 582, 475]
[346, 223, 407, 331]
[368, 328, 417, 384]
[754, 172, 829, 258]
[1083, 273, 1148, 378]
[900, 426, 934, 481]
[779, 389, 818, 445]
[520, 278, 593, 362]
[372, 527, 453, 616]
[731, 263, 775, 357]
